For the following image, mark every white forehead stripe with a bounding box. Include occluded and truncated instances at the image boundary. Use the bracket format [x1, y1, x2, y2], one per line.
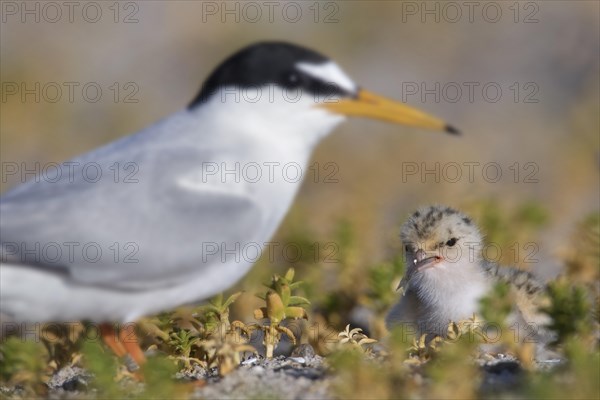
[296, 61, 357, 93]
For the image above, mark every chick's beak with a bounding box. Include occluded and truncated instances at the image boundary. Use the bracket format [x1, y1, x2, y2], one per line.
[394, 249, 442, 291]
[320, 89, 459, 134]
[415, 249, 428, 262]
[414, 249, 442, 271]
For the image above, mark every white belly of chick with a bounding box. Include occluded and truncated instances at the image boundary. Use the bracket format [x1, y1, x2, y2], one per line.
[417, 277, 491, 336]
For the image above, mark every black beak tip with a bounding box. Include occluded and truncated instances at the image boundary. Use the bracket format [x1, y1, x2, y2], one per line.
[445, 124, 461, 135]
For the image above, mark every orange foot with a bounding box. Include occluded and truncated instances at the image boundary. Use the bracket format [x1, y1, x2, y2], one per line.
[99, 322, 146, 380]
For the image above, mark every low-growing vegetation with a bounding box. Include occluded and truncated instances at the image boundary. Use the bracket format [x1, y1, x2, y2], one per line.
[1, 204, 598, 399]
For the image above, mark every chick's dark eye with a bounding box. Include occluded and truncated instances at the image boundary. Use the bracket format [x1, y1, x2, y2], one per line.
[404, 245, 411, 252]
[446, 238, 458, 247]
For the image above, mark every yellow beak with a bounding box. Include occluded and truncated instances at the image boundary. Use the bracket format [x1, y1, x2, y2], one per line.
[321, 89, 459, 134]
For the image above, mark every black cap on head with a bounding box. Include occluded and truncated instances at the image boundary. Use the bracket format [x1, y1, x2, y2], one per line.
[189, 41, 354, 108]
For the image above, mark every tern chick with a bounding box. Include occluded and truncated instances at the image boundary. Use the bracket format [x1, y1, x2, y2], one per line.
[386, 205, 548, 341]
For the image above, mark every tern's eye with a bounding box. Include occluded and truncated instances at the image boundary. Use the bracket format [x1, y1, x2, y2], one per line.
[286, 72, 301, 86]
[404, 244, 415, 252]
[445, 238, 458, 247]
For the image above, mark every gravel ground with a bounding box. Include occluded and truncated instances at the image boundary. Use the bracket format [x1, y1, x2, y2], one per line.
[192, 354, 331, 400]
[0, 345, 563, 399]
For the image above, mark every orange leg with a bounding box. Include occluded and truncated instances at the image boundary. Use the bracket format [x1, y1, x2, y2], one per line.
[100, 323, 127, 358]
[119, 323, 146, 366]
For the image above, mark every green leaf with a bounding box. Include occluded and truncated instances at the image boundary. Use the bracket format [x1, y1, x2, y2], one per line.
[210, 292, 224, 307]
[199, 305, 221, 315]
[280, 283, 291, 305]
[284, 268, 295, 282]
[288, 296, 311, 306]
[266, 291, 285, 323]
[222, 291, 243, 309]
[289, 281, 304, 290]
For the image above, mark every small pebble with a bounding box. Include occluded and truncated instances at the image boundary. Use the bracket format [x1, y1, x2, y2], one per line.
[242, 357, 259, 366]
[291, 343, 316, 358]
[251, 366, 265, 374]
[288, 357, 306, 364]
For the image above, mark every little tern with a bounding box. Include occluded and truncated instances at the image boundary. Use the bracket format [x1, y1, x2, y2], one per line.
[1, 42, 457, 361]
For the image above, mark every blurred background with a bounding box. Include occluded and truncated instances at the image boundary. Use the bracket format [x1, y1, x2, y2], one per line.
[2, 1, 599, 336]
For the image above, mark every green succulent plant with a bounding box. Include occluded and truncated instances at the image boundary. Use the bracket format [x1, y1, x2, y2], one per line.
[253, 268, 310, 358]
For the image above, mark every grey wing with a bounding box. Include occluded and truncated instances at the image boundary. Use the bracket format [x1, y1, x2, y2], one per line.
[481, 260, 545, 295]
[0, 143, 265, 290]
